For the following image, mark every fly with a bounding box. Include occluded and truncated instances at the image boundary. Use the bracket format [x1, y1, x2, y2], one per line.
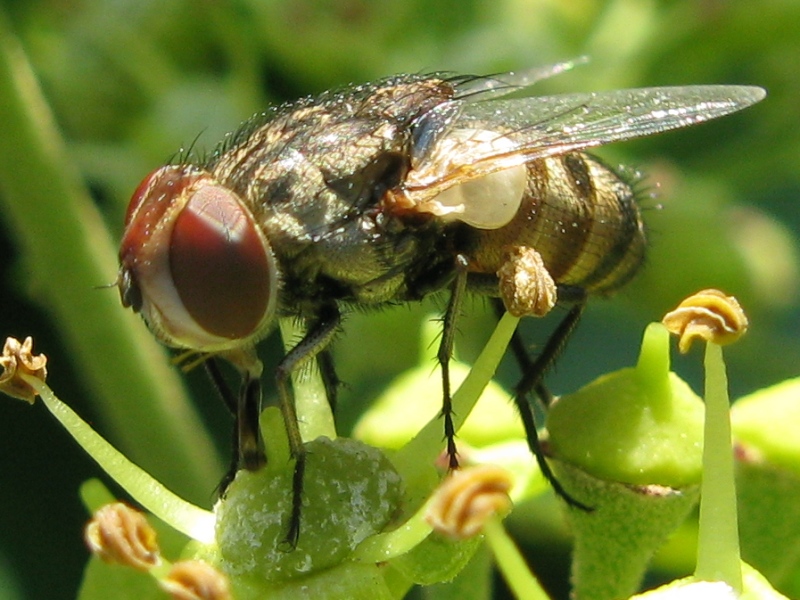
[116, 61, 765, 545]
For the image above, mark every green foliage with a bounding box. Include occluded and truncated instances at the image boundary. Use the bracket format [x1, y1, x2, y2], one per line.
[733, 380, 800, 598]
[5, 311, 794, 599]
[0, 0, 798, 598]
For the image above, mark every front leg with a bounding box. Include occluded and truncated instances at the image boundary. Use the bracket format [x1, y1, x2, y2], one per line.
[215, 345, 266, 475]
[438, 254, 469, 471]
[274, 302, 341, 547]
[317, 347, 340, 415]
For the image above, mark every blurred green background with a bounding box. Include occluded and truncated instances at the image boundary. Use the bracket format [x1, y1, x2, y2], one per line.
[0, 0, 797, 598]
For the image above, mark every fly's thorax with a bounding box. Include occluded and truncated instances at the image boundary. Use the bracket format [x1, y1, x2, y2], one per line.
[210, 137, 419, 309]
[467, 153, 646, 295]
[206, 74, 456, 222]
[195, 79, 463, 311]
[206, 86, 435, 255]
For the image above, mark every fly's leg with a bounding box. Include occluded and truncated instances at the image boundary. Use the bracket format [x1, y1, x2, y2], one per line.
[204, 357, 238, 493]
[493, 245, 561, 415]
[205, 356, 237, 414]
[204, 356, 264, 493]
[211, 305, 340, 545]
[238, 373, 265, 471]
[514, 286, 586, 401]
[317, 348, 340, 415]
[496, 295, 591, 511]
[493, 245, 591, 509]
[439, 254, 469, 470]
[203, 349, 340, 493]
[274, 303, 341, 548]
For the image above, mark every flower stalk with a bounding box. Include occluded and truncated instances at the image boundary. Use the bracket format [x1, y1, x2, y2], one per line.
[663, 289, 749, 593]
[24, 367, 216, 543]
[484, 516, 550, 600]
[695, 342, 741, 591]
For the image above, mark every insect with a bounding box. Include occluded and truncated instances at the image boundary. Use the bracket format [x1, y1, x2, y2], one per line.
[116, 61, 765, 545]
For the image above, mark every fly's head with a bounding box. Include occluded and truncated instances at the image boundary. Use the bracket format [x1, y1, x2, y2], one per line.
[117, 165, 279, 353]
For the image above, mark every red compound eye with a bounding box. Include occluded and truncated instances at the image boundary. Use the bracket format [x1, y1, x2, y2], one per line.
[169, 184, 275, 340]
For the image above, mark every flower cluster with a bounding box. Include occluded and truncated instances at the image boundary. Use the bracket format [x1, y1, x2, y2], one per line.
[2, 290, 796, 599]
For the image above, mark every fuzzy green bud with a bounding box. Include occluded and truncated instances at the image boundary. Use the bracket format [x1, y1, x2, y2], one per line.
[216, 426, 403, 584]
[547, 323, 704, 487]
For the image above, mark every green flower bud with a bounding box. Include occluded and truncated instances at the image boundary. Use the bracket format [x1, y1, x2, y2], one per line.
[216, 431, 403, 584]
[229, 562, 395, 600]
[545, 323, 705, 600]
[732, 378, 800, 596]
[732, 378, 800, 477]
[547, 323, 704, 487]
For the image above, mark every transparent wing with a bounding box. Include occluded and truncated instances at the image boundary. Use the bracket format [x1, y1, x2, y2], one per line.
[408, 85, 766, 191]
[453, 57, 589, 101]
[411, 59, 589, 165]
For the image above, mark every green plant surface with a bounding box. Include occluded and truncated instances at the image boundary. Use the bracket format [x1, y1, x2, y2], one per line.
[0, 1, 798, 598]
[8, 307, 789, 599]
[732, 379, 800, 598]
[546, 324, 703, 600]
[547, 323, 704, 488]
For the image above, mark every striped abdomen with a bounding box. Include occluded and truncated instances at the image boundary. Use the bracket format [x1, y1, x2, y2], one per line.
[467, 152, 646, 295]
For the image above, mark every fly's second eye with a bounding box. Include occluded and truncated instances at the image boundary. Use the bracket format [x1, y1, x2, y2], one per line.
[118, 166, 278, 352]
[169, 185, 274, 341]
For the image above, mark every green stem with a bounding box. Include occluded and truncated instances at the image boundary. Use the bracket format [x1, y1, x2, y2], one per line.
[398, 312, 519, 464]
[29, 375, 216, 544]
[695, 342, 742, 592]
[0, 8, 222, 502]
[353, 313, 521, 565]
[484, 516, 551, 600]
